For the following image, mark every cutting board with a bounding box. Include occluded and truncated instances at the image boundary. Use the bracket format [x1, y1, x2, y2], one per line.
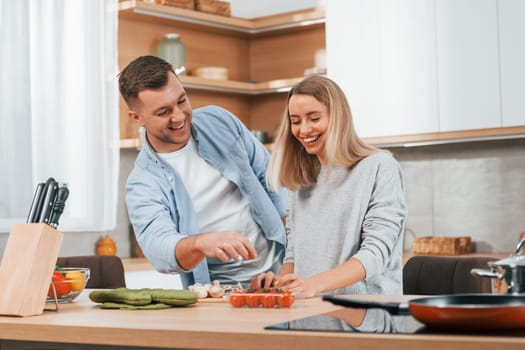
[197, 296, 229, 303]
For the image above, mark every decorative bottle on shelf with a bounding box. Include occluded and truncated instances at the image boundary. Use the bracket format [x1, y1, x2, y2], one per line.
[157, 33, 186, 75]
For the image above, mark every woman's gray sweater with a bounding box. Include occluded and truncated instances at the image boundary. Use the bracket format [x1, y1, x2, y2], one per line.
[285, 152, 407, 295]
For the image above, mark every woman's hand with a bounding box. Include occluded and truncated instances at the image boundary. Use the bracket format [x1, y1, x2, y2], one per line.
[250, 263, 294, 290]
[275, 273, 318, 298]
[250, 271, 276, 289]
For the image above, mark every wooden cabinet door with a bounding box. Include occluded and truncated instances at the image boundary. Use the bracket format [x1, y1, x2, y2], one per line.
[499, 0, 525, 127]
[435, 0, 501, 131]
[326, 0, 439, 138]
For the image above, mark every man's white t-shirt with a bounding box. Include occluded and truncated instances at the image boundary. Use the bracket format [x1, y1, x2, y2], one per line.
[158, 137, 281, 285]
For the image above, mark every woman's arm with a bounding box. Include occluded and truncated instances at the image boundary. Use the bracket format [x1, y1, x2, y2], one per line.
[276, 258, 365, 298]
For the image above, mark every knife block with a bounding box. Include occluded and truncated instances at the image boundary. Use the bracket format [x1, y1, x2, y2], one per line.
[0, 223, 63, 316]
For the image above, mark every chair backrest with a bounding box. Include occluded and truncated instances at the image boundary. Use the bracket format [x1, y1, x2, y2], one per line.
[403, 255, 496, 295]
[56, 255, 126, 289]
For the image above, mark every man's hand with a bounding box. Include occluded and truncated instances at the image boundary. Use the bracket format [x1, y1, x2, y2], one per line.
[175, 231, 257, 270]
[196, 231, 257, 262]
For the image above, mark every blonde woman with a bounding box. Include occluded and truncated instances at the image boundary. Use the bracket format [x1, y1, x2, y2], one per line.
[251, 75, 407, 297]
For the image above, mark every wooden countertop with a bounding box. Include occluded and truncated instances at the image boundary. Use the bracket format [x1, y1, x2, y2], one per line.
[121, 257, 153, 272]
[0, 293, 523, 350]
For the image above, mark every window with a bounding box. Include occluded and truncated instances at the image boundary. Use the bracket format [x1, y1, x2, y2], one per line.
[0, 0, 119, 231]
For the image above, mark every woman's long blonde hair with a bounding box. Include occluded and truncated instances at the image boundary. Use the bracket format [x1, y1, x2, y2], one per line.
[267, 75, 380, 191]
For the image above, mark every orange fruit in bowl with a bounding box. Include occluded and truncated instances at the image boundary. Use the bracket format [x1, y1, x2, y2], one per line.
[65, 270, 85, 291]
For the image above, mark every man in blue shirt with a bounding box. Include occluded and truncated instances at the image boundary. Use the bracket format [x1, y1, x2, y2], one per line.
[119, 56, 286, 288]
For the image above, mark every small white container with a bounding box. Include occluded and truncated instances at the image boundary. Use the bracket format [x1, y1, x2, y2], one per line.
[193, 66, 229, 81]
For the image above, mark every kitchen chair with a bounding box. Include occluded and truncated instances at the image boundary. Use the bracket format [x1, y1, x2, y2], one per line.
[56, 255, 126, 289]
[403, 255, 496, 295]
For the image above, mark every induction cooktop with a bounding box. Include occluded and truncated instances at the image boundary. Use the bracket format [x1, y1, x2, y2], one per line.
[265, 308, 525, 337]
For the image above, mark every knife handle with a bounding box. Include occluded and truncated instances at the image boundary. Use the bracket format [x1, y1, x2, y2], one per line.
[48, 185, 69, 228]
[38, 177, 58, 224]
[26, 182, 45, 223]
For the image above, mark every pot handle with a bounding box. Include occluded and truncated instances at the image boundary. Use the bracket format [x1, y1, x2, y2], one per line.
[323, 295, 410, 316]
[515, 238, 525, 256]
[470, 268, 503, 279]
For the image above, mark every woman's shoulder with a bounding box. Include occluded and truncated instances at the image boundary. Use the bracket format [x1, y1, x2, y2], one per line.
[360, 150, 399, 169]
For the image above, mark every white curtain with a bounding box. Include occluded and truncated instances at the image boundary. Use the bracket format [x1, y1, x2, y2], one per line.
[0, 0, 119, 231]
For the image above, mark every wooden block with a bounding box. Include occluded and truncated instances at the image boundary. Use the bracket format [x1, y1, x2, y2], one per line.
[0, 224, 63, 316]
[412, 236, 472, 255]
[195, 0, 231, 17]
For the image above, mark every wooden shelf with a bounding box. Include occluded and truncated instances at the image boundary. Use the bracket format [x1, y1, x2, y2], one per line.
[122, 126, 525, 150]
[122, 257, 154, 272]
[118, 0, 325, 142]
[364, 125, 525, 148]
[120, 138, 142, 150]
[118, 0, 325, 36]
[179, 75, 303, 95]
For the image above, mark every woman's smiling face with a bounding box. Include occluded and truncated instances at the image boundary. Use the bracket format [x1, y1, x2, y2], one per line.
[288, 93, 330, 163]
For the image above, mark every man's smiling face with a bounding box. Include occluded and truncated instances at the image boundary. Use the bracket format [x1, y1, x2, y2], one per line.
[128, 71, 192, 153]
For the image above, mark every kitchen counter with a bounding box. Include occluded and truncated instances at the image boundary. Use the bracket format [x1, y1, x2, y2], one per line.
[0, 293, 523, 350]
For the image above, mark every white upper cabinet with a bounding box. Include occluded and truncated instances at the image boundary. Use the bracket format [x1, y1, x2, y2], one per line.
[326, 0, 524, 140]
[326, 0, 439, 138]
[499, 0, 525, 127]
[435, 0, 500, 131]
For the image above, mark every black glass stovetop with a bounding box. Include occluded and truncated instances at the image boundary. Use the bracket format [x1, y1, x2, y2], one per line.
[265, 308, 525, 337]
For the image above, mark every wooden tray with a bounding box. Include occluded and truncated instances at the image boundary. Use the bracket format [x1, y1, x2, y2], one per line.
[197, 296, 228, 303]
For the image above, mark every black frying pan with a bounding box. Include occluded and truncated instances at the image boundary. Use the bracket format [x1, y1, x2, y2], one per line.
[323, 294, 525, 330]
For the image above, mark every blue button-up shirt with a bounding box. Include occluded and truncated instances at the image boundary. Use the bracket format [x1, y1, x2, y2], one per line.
[126, 105, 287, 288]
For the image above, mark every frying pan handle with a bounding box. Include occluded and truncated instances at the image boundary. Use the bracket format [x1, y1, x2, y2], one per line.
[322, 295, 409, 315]
[470, 268, 503, 279]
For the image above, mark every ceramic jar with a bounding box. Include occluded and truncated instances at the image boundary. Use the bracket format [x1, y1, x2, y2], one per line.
[97, 234, 117, 256]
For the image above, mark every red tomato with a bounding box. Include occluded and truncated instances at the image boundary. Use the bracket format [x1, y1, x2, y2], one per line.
[260, 293, 276, 308]
[229, 294, 245, 308]
[276, 291, 294, 308]
[245, 293, 260, 308]
[47, 270, 71, 298]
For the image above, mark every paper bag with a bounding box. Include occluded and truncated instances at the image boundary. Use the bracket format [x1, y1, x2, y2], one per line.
[0, 223, 63, 316]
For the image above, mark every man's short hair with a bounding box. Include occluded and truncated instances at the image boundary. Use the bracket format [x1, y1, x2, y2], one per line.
[118, 55, 175, 107]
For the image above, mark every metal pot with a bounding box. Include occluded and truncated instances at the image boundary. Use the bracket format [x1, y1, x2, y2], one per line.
[471, 238, 525, 294]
